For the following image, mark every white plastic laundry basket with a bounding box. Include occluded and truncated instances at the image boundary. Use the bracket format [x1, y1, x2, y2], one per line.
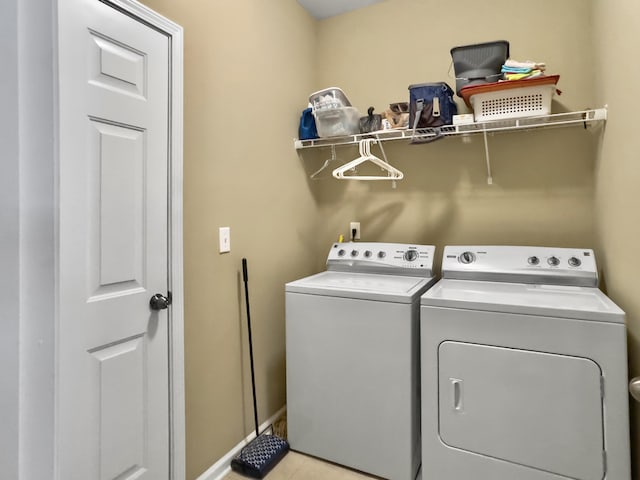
[469, 84, 556, 122]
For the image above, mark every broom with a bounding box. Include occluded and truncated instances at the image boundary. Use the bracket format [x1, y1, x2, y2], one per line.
[230, 258, 289, 478]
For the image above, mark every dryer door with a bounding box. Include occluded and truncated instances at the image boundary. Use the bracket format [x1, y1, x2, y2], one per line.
[438, 341, 604, 480]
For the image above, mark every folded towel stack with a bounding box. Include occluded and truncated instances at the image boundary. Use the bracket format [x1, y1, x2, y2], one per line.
[501, 59, 546, 81]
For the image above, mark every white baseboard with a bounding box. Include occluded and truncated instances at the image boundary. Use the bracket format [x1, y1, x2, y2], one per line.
[195, 406, 287, 480]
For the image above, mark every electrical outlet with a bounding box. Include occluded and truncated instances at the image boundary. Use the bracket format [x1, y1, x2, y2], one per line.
[350, 222, 361, 240]
[219, 227, 231, 253]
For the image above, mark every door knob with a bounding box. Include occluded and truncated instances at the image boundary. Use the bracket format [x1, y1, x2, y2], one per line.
[149, 293, 171, 310]
[630, 377, 640, 402]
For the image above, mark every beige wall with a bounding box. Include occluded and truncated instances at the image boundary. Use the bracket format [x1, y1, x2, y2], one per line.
[593, 0, 640, 476]
[309, 0, 598, 261]
[136, 1, 319, 478]
[139, 0, 640, 477]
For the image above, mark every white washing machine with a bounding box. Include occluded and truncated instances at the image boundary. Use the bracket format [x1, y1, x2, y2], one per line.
[286, 242, 437, 480]
[420, 245, 631, 480]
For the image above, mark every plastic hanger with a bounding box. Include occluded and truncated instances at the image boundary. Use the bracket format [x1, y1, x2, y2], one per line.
[332, 139, 403, 181]
[332, 138, 403, 181]
[310, 145, 337, 180]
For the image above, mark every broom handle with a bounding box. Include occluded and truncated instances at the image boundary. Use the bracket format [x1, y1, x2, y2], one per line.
[242, 258, 260, 437]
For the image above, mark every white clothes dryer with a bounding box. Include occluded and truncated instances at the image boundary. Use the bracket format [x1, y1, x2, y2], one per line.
[420, 246, 631, 480]
[286, 242, 437, 480]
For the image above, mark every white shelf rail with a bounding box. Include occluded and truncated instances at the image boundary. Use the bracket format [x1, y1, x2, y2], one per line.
[294, 108, 607, 150]
[294, 108, 607, 185]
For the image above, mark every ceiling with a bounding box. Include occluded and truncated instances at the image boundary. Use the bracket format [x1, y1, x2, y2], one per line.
[297, 0, 386, 19]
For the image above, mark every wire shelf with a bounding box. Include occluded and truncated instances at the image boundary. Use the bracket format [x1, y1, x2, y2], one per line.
[294, 108, 607, 150]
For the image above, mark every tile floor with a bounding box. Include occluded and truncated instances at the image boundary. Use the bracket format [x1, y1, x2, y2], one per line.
[223, 451, 380, 480]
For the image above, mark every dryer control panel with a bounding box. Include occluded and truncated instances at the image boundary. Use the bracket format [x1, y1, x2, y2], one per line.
[327, 242, 435, 277]
[441, 245, 598, 287]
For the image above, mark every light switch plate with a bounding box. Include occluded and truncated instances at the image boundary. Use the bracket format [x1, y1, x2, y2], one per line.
[219, 227, 231, 253]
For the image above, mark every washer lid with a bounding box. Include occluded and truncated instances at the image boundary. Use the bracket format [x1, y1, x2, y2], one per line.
[286, 271, 436, 303]
[421, 279, 624, 322]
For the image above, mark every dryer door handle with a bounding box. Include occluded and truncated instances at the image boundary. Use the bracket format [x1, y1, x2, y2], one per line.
[450, 378, 464, 412]
[630, 377, 640, 402]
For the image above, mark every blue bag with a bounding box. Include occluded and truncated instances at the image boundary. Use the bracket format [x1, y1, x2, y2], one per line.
[298, 107, 318, 140]
[408, 82, 457, 143]
[408, 82, 457, 130]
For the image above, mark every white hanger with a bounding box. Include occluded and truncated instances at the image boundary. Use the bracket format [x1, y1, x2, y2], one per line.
[310, 145, 337, 179]
[332, 139, 403, 181]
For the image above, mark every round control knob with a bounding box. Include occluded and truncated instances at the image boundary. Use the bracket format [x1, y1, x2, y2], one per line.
[338, 249, 346, 257]
[459, 251, 476, 264]
[568, 256, 582, 267]
[528, 256, 540, 266]
[547, 256, 560, 266]
[351, 250, 359, 257]
[404, 250, 419, 262]
[378, 251, 386, 259]
[364, 250, 372, 258]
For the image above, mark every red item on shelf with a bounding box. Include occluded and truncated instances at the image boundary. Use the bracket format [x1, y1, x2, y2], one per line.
[460, 75, 561, 108]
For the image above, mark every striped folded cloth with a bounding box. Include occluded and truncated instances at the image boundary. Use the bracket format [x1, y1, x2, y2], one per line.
[503, 59, 547, 70]
[501, 59, 547, 80]
[503, 70, 545, 80]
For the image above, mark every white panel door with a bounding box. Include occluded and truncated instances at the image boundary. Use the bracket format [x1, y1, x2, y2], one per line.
[58, 0, 171, 478]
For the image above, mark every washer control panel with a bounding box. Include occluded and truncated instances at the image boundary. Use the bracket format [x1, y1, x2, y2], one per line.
[442, 245, 598, 287]
[327, 242, 435, 276]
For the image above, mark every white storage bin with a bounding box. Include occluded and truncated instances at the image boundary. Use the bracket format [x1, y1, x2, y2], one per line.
[460, 75, 560, 122]
[469, 84, 556, 122]
[314, 107, 360, 137]
[309, 87, 351, 112]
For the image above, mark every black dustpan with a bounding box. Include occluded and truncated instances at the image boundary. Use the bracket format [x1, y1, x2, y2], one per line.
[231, 258, 289, 478]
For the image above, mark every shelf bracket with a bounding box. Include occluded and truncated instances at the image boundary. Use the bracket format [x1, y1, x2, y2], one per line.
[483, 128, 493, 185]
